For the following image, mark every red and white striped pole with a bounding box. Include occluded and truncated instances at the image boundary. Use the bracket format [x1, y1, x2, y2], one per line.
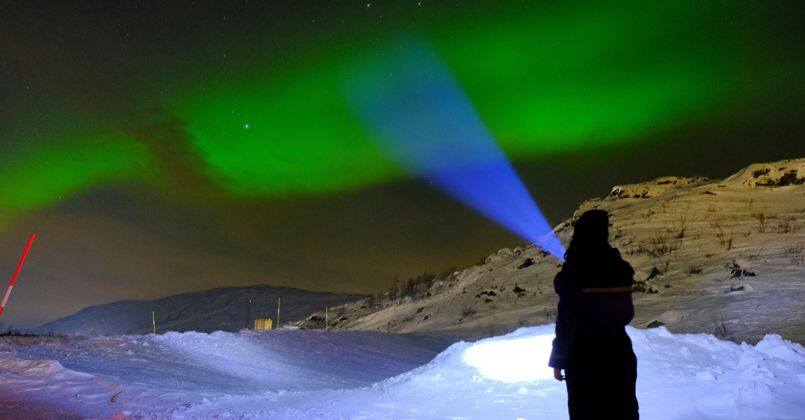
[0, 233, 36, 317]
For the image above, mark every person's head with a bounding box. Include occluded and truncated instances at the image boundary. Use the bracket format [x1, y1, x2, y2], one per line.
[565, 209, 610, 261]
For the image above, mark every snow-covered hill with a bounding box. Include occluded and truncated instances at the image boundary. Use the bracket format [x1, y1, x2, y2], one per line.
[304, 158, 805, 343]
[35, 285, 361, 335]
[1, 327, 803, 418]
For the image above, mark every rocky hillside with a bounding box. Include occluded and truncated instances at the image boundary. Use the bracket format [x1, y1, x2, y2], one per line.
[36, 285, 361, 335]
[298, 159, 805, 343]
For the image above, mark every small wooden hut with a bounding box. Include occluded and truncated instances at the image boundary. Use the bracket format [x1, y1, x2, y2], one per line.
[253, 318, 273, 331]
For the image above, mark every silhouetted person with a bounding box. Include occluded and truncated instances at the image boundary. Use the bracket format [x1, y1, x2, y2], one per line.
[549, 209, 639, 419]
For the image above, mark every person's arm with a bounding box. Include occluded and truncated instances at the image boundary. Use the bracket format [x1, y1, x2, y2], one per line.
[613, 248, 636, 325]
[549, 269, 579, 375]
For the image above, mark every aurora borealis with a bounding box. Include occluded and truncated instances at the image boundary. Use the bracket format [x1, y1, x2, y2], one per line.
[163, 0, 793, 196]
[1, 1, 802, 327]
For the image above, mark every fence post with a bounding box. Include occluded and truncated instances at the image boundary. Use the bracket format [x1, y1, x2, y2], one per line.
[246, 298, 252, 330]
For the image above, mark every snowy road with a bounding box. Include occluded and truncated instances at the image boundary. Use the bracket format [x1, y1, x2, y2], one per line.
[1, 326, 804, 419]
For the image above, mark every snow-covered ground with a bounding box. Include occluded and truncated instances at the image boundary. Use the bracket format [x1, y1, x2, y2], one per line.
[1, 326, 804, 419]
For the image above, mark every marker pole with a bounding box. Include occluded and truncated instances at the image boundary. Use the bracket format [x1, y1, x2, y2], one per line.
[151, 310, 156, 334]
[276, 297, 281, 328]
[0, 233, 36, 318]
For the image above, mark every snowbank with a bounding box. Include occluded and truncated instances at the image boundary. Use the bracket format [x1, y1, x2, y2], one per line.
[1, 326, 804, 419]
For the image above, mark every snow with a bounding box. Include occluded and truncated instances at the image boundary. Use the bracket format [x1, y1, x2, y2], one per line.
[1, 326, 804, 419]
[462, 333, 555, 382]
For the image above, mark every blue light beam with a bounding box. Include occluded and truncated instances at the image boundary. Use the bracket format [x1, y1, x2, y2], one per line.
[345, 38, 565, 260]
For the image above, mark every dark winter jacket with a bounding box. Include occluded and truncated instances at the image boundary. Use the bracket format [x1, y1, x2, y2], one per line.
[548, 247, 635, 369]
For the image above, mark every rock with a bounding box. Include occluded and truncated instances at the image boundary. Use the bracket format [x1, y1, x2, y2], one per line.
[730, 269, 756, 278]
[485, 248, 514, 264]
[517, 258, 535, 269]
[656, 310, 686, 324]
[729, 260, 756, 278]
[725, 160, 804, 187]
[728, 284, 754, 293]
[608, 176, 709, 200]
[633, 279, 660, 293]
[475, 290, 498, 298]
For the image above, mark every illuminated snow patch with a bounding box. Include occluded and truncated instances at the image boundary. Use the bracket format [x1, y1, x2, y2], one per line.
[462, 333, 555, 382]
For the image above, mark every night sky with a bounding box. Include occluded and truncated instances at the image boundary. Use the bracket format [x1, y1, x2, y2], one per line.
[1, 1, 802, 327]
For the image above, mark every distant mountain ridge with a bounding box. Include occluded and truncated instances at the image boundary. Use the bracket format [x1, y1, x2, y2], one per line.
[36, 285, 362, 335]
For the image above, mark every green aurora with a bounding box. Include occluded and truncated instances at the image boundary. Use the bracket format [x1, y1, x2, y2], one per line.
[1, 0, 801, 226]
